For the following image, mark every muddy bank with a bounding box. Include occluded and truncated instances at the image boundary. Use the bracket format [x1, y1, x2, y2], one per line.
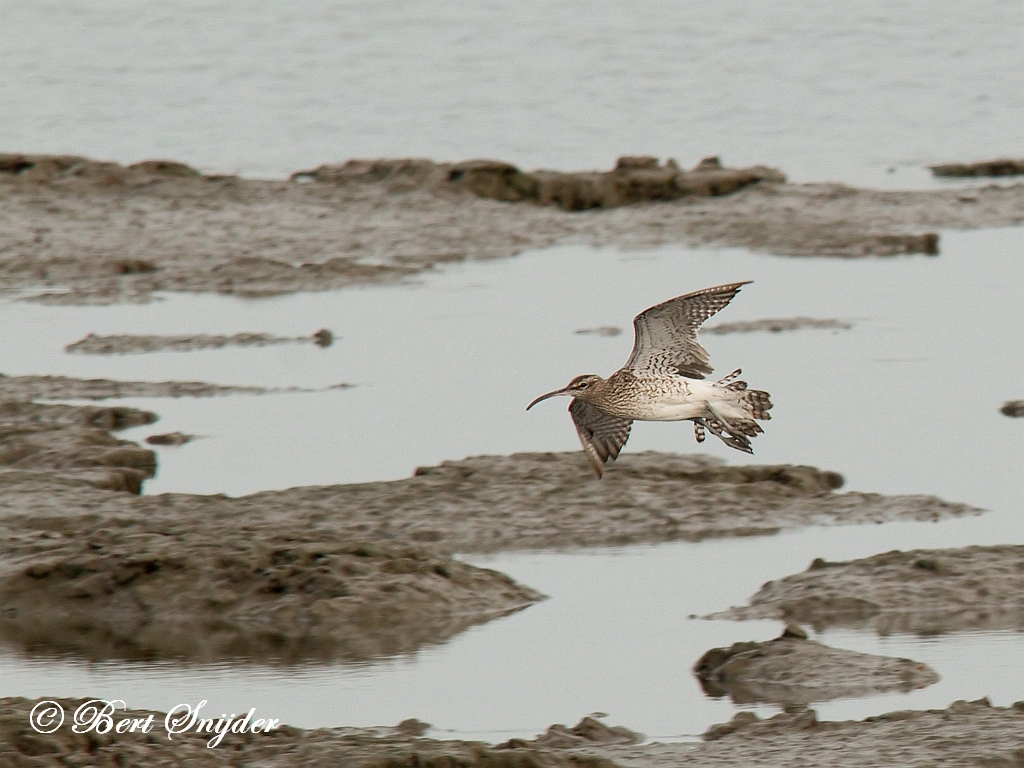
[66, 329, 334, 354]
[693, 626, 938, 706]
[704, 317, 852, 334]
[0, 698, 620, 767]
[0, 373, 349, 400]
[930, 158, 1024, 178]
[0, 510, 540, 662]
[0, 406, 541, 663]
[295, 154, 786, 211]
[0, 406, 541, 661]
[2, 154, 1021, 304]
[0, 398, 982, 551]
[0, 402, 159, 494]
[709, 545, 1024, 634]
[0, 393, 982, 660]
[4, 697, 1023, 768]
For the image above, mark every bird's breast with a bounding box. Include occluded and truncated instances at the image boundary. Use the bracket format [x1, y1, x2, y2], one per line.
[598, 374, 708, 421]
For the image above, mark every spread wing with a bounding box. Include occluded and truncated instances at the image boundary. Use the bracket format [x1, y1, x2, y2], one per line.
[569, 399, 633, 479]
[624, 281, 750, 378]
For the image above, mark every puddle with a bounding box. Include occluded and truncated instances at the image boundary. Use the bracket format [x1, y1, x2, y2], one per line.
[1, 227, 1022, 739]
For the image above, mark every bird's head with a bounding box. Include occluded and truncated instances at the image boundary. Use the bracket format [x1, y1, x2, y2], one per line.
[526, 374, 604, 410]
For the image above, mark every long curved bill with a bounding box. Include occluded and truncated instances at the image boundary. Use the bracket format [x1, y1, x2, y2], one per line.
[526, 387, 571, 410]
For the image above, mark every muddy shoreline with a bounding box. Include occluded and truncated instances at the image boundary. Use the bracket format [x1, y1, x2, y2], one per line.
[0, 388, 985, 662]
[3, 697, 1022, 768]
[693, 626, 938, 706]
[3, 154, 1022, 765]
[710, 545, 1024, 634]
[1, 154, 1022, 304]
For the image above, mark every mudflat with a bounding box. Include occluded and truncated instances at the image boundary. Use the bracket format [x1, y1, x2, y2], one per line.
[0, 388, 982, 661]
[2, 152, 1021, 765]
[710, 545, 1024, 634]
[3, 697, 1022, 768]
[2, 154, 1022, 304]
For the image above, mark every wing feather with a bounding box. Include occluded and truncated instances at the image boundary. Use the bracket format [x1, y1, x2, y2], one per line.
[624, 281, 750, 378]
[569, 399, 633, 478]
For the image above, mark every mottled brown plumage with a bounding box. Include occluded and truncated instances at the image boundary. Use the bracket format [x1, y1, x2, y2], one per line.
[528, 282, 773, 477]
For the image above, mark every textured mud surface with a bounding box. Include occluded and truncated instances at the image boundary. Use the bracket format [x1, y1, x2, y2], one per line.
[65, 329, 334, 354]
[0, 405, 541, 663]
[634, 700, 1024, 768]
[693, 626, 938, 706]
[2, 154, 1021, 304]
[0, 390, 983, 661]
[710, 546, 1024, 634]
[0, 401, 159, 494]
[0, 410, 542, 661]
[0, 514, 540, 663]
[0, 373, 349, 401]
[3, 697, 1022, 768]
[930, 158, 1024, 177]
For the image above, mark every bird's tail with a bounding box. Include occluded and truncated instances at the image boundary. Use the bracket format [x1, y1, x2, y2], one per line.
[695, 369, 773, 454]
[716, 368, 773, 420]
[694, 416, 756, 454]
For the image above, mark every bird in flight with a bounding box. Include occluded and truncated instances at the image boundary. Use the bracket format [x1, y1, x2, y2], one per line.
[527, 281, 772, 478]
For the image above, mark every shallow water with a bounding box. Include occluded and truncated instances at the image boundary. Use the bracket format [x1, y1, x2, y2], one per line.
[3, 228, 1022, 507]
[1, 229, 1022, 739]
[1, 520, 1021, 740]
[2, 0, 1022, 186]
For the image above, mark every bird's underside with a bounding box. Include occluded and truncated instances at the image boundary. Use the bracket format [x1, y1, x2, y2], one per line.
[528, 282, 774, 478]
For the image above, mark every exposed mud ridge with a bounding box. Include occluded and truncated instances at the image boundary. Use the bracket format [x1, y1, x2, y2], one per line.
[0, 373, 350, 401]
[704, 317, 852, 334]
[4, 698, 1023, 768]
[1000, 399, 1024, 417]
[0, 410, 542, 664]
[294, 154, 786, 211]
[930, 158, 1024, 178]
[0, 699, 622, 767]
[2, 154, 1021, 304]
[675, 700, 1024, 767]
[66, 329, 334, 354]
[0, 515, 540, 663]
[693, 625, 938, 706]
[498, 717, 643, 749]
[0, 402, 158, 494]
[0, 394, 983, 660]
[709, 546, 1024, 634]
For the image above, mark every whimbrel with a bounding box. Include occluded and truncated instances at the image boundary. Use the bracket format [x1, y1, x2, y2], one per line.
[527, 282, 772, 478]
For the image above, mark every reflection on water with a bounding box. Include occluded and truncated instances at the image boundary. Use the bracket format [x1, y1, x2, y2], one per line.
[0, 228, 1022, 739]
[1, 521, 1022, 740]
[2, 0, 1022, 186]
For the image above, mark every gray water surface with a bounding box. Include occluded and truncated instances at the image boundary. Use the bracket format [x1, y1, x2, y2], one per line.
[3, 0, 1022, 186]
[4, 228, 1021, 507]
